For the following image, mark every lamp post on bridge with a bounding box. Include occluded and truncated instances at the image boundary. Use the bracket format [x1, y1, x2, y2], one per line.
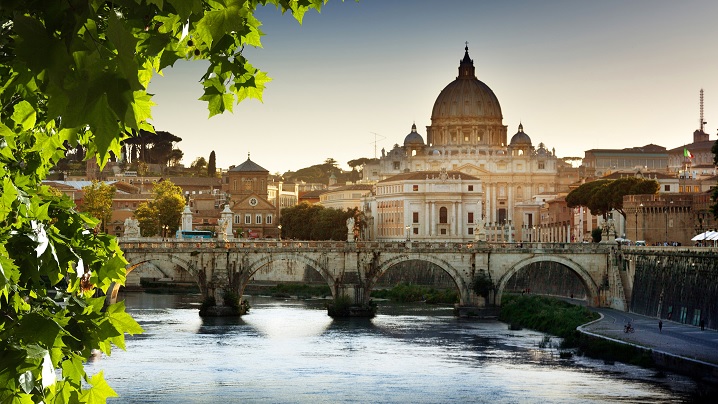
[277, 224, 282, 241]
[405, 225, 411, 242]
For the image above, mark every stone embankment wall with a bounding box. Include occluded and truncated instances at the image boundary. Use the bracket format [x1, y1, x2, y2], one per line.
[624, 249, 718, 330]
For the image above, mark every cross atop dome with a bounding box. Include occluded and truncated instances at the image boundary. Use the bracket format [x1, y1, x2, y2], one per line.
[459, 42, 475, 78]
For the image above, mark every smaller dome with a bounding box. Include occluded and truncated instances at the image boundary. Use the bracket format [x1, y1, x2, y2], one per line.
[509, 123, 532, 146]
[403, 123, 425, 146]
[431, 149, 441, 156]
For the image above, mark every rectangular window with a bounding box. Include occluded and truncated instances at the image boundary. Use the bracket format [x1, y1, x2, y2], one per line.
[468, 212, 474, 223]
[413, 185, 419, 191]
[468, 185, 474, 191]
[413, 227, 418, 235]
[440, 228, 447, 235]
[393, 162, 400, 170]
[234, 215, 240, 224]
[468, 227, 474, 235]
[538, 162, 545, 169]
[244, 214, 251, 224]
[412, 212, 419, 223]
[664, 184, 670, 192]
[266, 215, 273, 224]
[256, 214, 262, 224]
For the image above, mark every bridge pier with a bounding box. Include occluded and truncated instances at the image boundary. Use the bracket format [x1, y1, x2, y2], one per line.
[198, 248, 249, 317]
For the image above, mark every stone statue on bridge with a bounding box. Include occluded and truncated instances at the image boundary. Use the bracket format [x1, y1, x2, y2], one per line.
[474, 216, 487, 242]
[123, 217, 141, 238]
[217, 216, 230, 241]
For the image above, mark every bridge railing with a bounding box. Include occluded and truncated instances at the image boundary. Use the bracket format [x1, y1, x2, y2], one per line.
[119, 237, 614, 253]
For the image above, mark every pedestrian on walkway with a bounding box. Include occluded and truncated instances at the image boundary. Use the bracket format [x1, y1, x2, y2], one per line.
[658, 320, 662, 333]
[700, 318, 705, 331]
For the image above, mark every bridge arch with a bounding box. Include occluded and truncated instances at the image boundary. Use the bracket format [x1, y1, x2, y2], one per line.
[369, 254, 472, 305]
[495, 255, 600, 305]
[241, 252, 336, 297]
[108, 253, 199, 304]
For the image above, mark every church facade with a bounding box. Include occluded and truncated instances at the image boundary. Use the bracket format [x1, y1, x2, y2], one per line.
[363, 46, 576, 241]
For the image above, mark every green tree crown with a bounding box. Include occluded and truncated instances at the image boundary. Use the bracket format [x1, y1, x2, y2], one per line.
[0, 1, 330, 401]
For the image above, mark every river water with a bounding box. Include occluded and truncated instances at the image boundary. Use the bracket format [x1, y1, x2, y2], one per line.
[90, 293, 697, 403]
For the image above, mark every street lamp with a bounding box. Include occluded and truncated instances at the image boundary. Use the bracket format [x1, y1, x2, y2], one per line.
[162, 225, 169, 240]
[405, 225, 411, 241]
[277, 224, 282, 241]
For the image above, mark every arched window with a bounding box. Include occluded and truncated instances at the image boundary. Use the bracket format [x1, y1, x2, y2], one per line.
[439, 207, 448, 224]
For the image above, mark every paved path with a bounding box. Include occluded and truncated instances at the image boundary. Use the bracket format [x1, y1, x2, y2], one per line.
[579, 305, 718, 367]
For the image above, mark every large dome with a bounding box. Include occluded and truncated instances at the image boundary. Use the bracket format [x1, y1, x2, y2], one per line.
[431, 46, 502, 122]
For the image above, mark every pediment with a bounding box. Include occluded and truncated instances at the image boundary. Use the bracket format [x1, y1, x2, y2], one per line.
[455, 163, 491, 177]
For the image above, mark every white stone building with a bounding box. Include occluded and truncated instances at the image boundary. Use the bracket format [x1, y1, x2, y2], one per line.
[362, 45, 576, 241]
[364, 169, 483, 242]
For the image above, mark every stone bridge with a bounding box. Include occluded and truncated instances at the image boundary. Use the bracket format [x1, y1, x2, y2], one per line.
[115, 239, 626, 316]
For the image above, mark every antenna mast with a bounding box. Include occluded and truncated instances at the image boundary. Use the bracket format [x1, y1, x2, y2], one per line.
[369, 132, 386, 158]
[700, 89, 705, 132]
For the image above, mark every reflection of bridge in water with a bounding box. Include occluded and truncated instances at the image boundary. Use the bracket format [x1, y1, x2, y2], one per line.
[116, 239, 630, 316]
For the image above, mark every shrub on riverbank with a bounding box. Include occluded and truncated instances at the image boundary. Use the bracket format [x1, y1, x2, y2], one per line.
[499, 294, 654, 367]
[371, 283, 458, 304]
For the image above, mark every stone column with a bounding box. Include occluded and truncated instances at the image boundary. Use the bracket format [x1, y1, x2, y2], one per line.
[457, 202, 463, 239]
[485, 184, 492, 224]
[425, 202, 430, 237]
[452, 202, 457, 236]
[508, 185, 513, 222]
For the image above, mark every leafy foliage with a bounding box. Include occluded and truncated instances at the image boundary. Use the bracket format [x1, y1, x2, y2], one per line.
[134, 180, 185, 237]
[566, 177, 659, 218]
[591, 227, 603, 243]
[1, 0, 331, 401]
[280, 203, 364, 240]
[472, 272, 495, 299]
[282, 159, 361, 184]
[81, 181, 117, 233]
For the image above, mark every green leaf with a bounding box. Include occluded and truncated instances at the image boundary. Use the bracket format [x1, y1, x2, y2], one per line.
[85, 95, 122, 167]
[11, 101, 37, 131]
[60, 354, 85, 388]
[96, 255, 128, 292]
[195, 0, 244, 50]
[16, 313, 63, 349]
[106, 301, 144, 336]
[79, 372, 118, 404]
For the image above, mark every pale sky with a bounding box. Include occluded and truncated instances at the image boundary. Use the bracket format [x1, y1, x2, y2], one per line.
[147, 0, 718, 174]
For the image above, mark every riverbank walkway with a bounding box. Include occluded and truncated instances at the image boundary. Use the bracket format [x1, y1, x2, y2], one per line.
[578, 304, 718, 368]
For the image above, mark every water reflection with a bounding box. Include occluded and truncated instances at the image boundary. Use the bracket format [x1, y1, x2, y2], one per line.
[92, 292, 695, 403]
[241, 301, 333, 339]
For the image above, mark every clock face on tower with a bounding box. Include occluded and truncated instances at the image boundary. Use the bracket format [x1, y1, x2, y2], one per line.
[249, 197, 258, 206]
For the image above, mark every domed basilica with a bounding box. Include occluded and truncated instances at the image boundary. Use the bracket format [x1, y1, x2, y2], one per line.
[363, 45, 577, 242]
